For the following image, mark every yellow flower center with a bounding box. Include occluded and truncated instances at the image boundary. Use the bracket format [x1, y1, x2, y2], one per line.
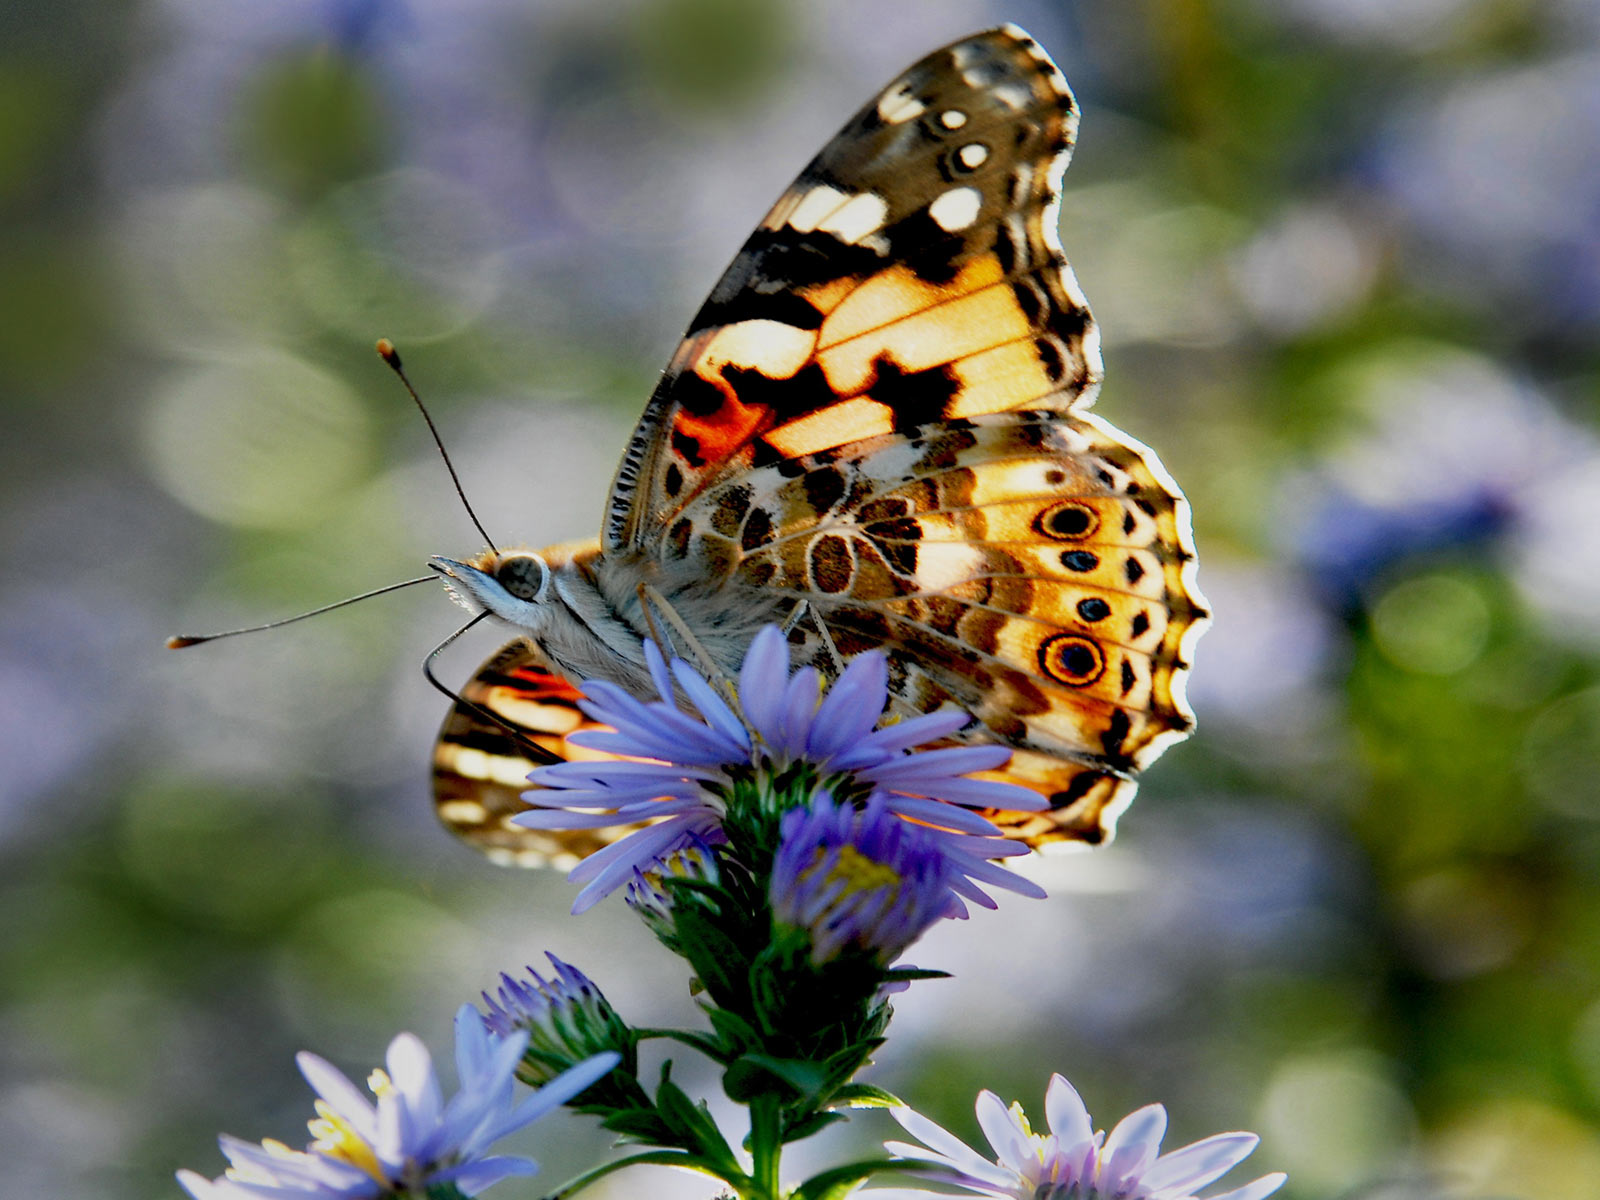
[811, 844, 900, 894]
[303, 1070, 397, 1184]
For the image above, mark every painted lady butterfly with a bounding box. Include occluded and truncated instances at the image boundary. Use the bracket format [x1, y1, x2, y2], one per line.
[428, 25, 1209, 867]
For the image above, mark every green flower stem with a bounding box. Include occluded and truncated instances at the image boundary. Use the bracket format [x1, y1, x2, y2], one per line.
[748, 1095, 783, 1200]
[537, 1149, 745, 1200]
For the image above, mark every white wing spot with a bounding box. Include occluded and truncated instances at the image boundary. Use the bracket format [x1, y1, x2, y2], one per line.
[940, 109, 968, 129]
[929, 187, 982, 232]
[786, 184, 850, 234]
[993, 83, 1032, 111]
[878, 82, 925, 124]
[958, 143, 989, 169]
[817, 191, 889, 245]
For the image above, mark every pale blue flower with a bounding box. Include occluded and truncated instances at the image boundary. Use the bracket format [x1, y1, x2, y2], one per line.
[177, 1008, 619, 1199]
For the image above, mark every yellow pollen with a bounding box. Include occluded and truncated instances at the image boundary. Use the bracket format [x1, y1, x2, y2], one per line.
[810, 844, 901, 893]
[307, 1099, 385, 1182]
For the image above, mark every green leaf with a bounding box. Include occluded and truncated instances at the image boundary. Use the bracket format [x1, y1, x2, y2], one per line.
[780, 1109, 846, 1144]
[600, 1107, 674, 1143]
[792, 1159, 946, 1200]
[724, 1053, 830, 1104]
[655, 1077, 742, 1174]
[826, 1083, 904, 1109]
[638, 1026, 733, 1063]
[537, 1149, 745, 1200]
[879, 967, 950, 984]
[704, 1005, 760, 1053]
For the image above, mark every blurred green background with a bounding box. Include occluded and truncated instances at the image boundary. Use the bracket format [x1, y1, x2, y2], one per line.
[4, 1, 1600, 1197]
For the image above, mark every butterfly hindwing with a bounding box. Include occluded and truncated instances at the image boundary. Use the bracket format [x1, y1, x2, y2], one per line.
[606, 25, 1100, 556]
[432, 641, 646, 867]
[665, 408, 1208, 845]
[431, 26, 1208, 860]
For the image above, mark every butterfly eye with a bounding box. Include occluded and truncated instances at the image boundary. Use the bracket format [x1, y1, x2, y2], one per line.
[494, 554, 549, 602]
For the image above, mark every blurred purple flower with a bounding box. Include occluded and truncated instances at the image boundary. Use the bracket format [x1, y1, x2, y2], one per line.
[1371, 54, 1600, 328]
[880, 1073, 1285, 1200]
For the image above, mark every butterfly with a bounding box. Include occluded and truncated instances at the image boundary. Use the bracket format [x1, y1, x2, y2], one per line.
[428, 25, 1209, 869]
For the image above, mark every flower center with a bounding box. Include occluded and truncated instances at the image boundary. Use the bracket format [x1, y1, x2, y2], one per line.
[810, 843, 901, 895]
[307, 1100, 385, 1182]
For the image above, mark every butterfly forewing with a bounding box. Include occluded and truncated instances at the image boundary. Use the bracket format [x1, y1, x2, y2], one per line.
[605, 25, 1100, 556]
[433, 642, 648, 867]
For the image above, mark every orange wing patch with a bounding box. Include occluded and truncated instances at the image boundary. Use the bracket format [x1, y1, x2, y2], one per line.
[433, 641, 648, 868]
[667, 408, 1208, 848]
[606, 27, 1100, 556]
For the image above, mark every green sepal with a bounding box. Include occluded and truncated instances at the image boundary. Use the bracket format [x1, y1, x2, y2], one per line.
[815, 1036, 886, 1096]
[674, 901, 751, 1008]
[825, 1082, 904, 1110]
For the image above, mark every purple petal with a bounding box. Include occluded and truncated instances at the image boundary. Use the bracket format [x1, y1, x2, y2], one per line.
[806, 651, 888, 761]
[739, 626, 793, 743]
[1208, 1172, 1289, 1200]
[1044, 1074, 1094, 1149]
[1100, 1103, 1167, 1188]
[974, 1089, 1034, 1171]
[643, 637, 674, 702]
[671, 657, 751, 750]
[295, 1053, 378, 1142]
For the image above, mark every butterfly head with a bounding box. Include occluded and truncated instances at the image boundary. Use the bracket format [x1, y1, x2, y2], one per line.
[430, 549, 551, 622]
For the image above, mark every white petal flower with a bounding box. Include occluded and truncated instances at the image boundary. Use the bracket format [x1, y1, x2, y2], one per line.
[877, 1074, 1286, 1200]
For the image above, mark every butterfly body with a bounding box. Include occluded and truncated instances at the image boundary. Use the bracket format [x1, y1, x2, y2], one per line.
[432, 542, 786, 696]
[431, 26, 1209, 867]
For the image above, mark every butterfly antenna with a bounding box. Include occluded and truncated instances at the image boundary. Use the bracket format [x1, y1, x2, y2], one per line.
[166, 575, 436, 649]
[376, 338, 498, 554]
[422, 612, 560, 765]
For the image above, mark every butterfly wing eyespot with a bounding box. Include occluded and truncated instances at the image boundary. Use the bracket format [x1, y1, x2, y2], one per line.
[669, 406, 1209, 847]
[1039, 634, 1105, 687]
[432, 640, 649, 867]
[1034, 500, 1100, 540]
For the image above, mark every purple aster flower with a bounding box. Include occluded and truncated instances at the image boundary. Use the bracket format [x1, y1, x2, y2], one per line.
[624, 832, 722, 946]
[878, 1074, 1286, 1200]
[177, 1007, 620, 1199]
[480, 954, 634, 1088]
[514, 626, 1047, 912]
[771, 793, 956, 965]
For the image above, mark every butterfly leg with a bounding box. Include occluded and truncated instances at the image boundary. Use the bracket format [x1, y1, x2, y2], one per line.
[780, 598, 846, 679]
[635, 582, 752, 724]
